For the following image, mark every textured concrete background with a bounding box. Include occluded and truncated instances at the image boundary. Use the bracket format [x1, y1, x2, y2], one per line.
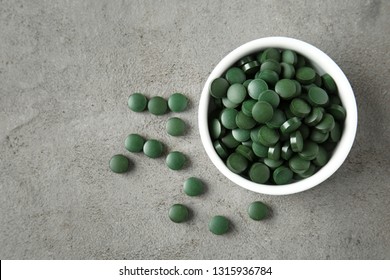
[1, 0, 389, 259]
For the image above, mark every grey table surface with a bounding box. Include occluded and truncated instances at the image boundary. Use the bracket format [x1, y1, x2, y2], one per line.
[1, 0, 389, 260]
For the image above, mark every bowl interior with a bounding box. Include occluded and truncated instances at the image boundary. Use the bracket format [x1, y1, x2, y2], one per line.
[198, 37, 357, 195]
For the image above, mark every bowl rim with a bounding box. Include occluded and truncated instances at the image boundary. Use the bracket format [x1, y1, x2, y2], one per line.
[198, 36, 358, 195]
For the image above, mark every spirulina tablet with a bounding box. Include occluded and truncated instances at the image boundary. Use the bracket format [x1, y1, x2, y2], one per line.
[275, 79, 297, 99]
[166, 151, 186, 170]
[128, 93, 147, 112]
[143, 139, 163, 158]
[209, 215, 229, 235]
[296, 67, 316, 85]
[252, 101, 274, 123]
[109, 154, 129, 173]
[226, 152, 248, 174]
[248, 162, 270, 183]
[148, 96, 168, 115]
[168, 93, 188, 112]
[210, 78, 229, 98]
[247, 79, 268, 99]
[183, 177, 204, 196]
[248, 201, 269, 220]
[225, 67, 246, 84]
[169, 204, 189, 223]
[125, 133, 145, 152]
[273, 166, 293, 185]
[166, 117, 186, 137]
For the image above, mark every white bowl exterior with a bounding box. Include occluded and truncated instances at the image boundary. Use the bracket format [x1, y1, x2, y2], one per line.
[199, 37, 357, 195]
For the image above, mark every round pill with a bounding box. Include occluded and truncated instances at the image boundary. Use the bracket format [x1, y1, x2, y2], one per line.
[220, 108, 238, 130]
[241, 99, 257, 117]
[290, 98, 311, 118]
[289, 155, 310, 173]
[213, 140, 229, 159]
[226, 152, 248, 174]
[260, 48, 281, 63]
[148, 96, 168, 115]
[128, 93, 148, 112]
[109, 154, 129, 173]
[258, 126, 279, 147]
[280, 117, 302, 135]
[328, 104, 346, 121]
[304, 107, 324, 126]
[248, 201, 269, 220]
[232, 128, 251, 142]
[298, 141, 319, 160]
[166, 151, 186, 170]
[296, 67, 316, 85]
[313, 146, 329, 167]
[322, 73, 337, 94]
[248, 162, 270, 183]
[225, 67, 246, 84]
[282, 50, 298, 65]
[330, 122, 342, 142]
[252, 101, 274, 123]
[125, 133, 145, 152]
[209, 215, 229, 235]
[273, 166, 293, 185]
[236, 111, 256, 130]
[227, 83, 247, 104]
[260, 59, 281, 74]
[169, 204, 189, 223]
[275, 79, 297, 99]
[166, 117, 186, 136]
[257, 70, 279, 86]
[258, 90, 280, 109]
[315, 113, 335, 132]
[210, 118, 223, 139]
[280, 62, 296, 79]
[252, 141, 268, 157]
[183, 177, 204, 196]
[290, 130, 304, 152]
[242, 60, 260, 76]
[168, 93, 188, 112]
[268, 142, 281, 161]
[143, 139, 163, 158]
[210, 78, 229, 98]
[266, 109, 286, 129]
[247, 79, 268, 99]
[308, 87, 329, 106]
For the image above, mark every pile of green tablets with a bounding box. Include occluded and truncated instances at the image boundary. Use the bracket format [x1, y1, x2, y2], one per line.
[209, 48, 346, 185]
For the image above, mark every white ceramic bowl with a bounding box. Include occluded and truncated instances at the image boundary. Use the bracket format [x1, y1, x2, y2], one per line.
[198, 37, 357, 195]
